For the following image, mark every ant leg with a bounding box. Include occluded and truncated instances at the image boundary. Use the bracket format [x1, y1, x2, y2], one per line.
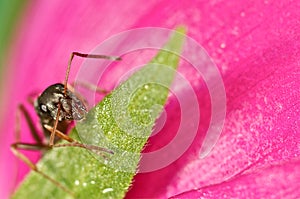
[63, 51, 121, 95]
[15, 104, 43, 145]
[67, 82, 108, 110]
[70, 81, 109, 95]
[44, 124, 74, 143]
[44, 124, 114, 155]
[10, 143, 74, 196]
[12, 104, 71, 195]
[11, 104, 43, 195]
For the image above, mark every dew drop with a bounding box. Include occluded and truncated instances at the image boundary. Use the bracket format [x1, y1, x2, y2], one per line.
[102, 188, 114, 193]
[220, 43, 226, 49]
[74, 180, 80, 186]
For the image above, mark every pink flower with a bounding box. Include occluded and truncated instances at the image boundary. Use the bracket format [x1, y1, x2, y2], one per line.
[1, 1, 299, 198]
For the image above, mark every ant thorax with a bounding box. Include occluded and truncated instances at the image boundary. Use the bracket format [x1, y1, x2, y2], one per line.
[34, 83, 88, 126]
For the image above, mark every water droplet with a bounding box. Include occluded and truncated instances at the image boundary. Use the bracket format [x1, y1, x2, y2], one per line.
[102, 188, 114, 193]
[91, 180, 96, 184]
[83, 182, 87, 187]
[144, 84, 149, 89]
[74, 180, 80, 185]
[220, 43, 226, 49]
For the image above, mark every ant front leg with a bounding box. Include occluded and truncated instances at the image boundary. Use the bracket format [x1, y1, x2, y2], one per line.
[44, 125, 114, 160]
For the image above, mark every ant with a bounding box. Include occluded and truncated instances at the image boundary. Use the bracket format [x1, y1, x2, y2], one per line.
[11, 52, 121, 195]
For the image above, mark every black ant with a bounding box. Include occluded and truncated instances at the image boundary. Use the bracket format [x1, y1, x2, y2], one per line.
[11, 52, 121, 195]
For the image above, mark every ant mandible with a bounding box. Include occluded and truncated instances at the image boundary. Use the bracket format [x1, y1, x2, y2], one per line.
[11, 52, 121, 195]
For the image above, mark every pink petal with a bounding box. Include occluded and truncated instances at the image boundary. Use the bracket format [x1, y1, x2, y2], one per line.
[171, 160, 300, 198]
[126, 1, 300, 198]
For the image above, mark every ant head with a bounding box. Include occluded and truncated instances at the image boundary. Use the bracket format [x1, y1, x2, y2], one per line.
[34, 83, 87, 122]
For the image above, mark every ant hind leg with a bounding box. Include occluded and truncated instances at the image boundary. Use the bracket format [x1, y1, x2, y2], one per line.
[10, 143, 74, 196]
[11, 104, 74, 196]
[15, 104, 43, 144]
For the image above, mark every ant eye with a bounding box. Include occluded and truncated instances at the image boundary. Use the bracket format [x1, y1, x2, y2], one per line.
[41, 104, 47, 112]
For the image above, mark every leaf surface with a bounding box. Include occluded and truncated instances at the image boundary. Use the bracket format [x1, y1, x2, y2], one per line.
[12, 27, 186, 199]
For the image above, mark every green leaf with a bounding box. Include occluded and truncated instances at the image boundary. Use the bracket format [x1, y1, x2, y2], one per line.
[12, 27, 186, 199]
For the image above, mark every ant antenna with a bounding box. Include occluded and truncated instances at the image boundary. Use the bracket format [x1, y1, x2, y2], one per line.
[49, 103, 61, 147]
[64, 52, 121, 95]
[50, 52, 121, 147]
